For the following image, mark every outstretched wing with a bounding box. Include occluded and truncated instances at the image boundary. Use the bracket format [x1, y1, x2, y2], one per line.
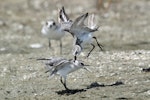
[83, 26, 99, 32]
[37, 57, 67, 72]
[71, 13, 88, 28]
[44, 57, 67, 67]
[50, 59, 71, 75]
[59, 6, 70, 22]
[87, 14, 100, 30]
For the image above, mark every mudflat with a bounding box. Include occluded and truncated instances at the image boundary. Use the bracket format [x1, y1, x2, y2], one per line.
[0, 0, 150, 99]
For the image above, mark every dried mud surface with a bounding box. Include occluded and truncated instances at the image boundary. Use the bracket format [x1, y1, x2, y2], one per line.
[0, 0, 150, 100]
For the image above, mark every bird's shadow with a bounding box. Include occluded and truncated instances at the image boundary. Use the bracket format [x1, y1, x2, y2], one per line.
[86, 81, 124, 89]
[56, 81, 124, 95]
[56, 88, 86, 95]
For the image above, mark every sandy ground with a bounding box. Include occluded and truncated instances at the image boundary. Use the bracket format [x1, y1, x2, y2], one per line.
[0, 0, 150, 99]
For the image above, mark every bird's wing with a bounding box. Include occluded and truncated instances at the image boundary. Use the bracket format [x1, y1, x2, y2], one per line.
[83, 26, 99, 32]
[37, 57, 66, 68]
[59, 6, 70, 22]
[50, 60, 71, 75]
[38, 57, 67, 73]
[71, 13, 88, 28]
[69, 13, 99, 37]
[46, 58, 67, 67]
[87, 14, 100, 30]
[69, 25, 99, 39]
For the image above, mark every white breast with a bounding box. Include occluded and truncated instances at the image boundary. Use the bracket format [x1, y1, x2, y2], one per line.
[41, 26, 65, 40]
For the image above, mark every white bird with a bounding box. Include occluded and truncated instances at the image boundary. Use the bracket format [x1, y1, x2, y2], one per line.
[37, 57, 89, 90]
[41, 7, 73, 54]
[60, 11, 103, 60]
[41, 10, 66, 54]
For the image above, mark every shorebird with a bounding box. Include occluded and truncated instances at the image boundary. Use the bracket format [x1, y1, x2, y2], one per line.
[37, 57, 89, 90]
[59, 9, 103, 60]
[41, 7, 73, 54]
[41, 19, 65, 54]
[41, 12, 66, 54]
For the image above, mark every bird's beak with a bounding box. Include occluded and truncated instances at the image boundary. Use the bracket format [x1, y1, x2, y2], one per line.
[83, 67, 91, 72]
[84, 64, 90, 66]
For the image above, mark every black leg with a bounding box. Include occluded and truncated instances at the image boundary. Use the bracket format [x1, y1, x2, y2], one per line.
[63, 78, 69, 90]
[59, 40, 62, 54]
[60, 77, 69, 90]
[74, 56, 77, 61]
[49, 39, 51, 48]
[60, 77, 63, 84]
[93, 36, 103, 51]
[87, 43, 95, 57]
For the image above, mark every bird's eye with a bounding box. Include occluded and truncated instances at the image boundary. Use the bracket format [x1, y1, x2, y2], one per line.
[53, 22, 55, 25]
[81, 63, 84, 66]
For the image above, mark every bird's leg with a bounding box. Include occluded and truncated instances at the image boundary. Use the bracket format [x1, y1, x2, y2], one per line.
[93, 36, 103, 51]
[59, 39, 62, 54]
[63, 77, 69, 90]
[48, 39, 51, 48]
[87, 43, 95, 57]
[60, 76, 63, 84]
[74, 55, 77, 61]
[74, 48, 78, 61]
[60, 77, 69, 90]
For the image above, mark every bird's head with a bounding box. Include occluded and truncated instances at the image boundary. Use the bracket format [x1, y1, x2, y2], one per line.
[45, 20, 56, 29]
[41, 19, 57, 35]
[73, 60, 90, 72]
